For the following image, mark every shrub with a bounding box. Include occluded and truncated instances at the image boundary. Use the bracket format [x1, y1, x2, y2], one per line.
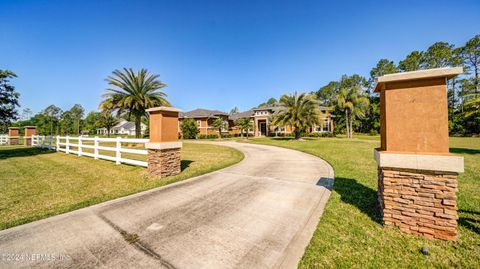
[180, 119, 198, 139]
[369, 130, 379, 136]
[307, 132, 322, 138]
[197, 134, 219, 139]
[307, 132, 335, 138]
[222, 133, 233, 138]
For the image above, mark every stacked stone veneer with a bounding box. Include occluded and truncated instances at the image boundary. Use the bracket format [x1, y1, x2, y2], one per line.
[8, 137, 19, 145]
[147, 148, 181, 178]
[378, 167, 458, 240]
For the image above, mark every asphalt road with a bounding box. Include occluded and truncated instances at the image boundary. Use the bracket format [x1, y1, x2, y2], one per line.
[0, 142, 334, 269]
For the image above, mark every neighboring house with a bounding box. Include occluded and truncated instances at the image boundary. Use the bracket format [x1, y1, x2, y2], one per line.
[179, 106, 334, 137]
[96, 120, 147, 136]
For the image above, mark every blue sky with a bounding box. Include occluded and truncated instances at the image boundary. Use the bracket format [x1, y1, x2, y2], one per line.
[1, 0, 479, 114]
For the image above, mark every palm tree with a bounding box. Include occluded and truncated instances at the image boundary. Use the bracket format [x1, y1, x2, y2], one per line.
[272, 92, 321, 140]
[234, 117, 253, 139]
[463, 93, 480, 118]
[96, 112, 119, 138]
[211, 118, 228, 138]
[336, 85, 369, 139]
[100, 68, 170, 138]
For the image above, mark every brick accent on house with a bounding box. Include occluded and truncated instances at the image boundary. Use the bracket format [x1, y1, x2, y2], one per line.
[378, 167, 458, 241]
[147, 148, 181, 178]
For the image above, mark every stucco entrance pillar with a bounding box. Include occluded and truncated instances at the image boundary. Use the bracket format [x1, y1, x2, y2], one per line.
[145, 107, 182, 178]
[8, 127, 19, 145]
[374, 67, 464, 241]
[24, 126, 37, 146]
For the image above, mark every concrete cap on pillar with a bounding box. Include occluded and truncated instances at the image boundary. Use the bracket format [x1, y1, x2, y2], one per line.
[146, 106, 181, 144]
[374, 67, 463, 155]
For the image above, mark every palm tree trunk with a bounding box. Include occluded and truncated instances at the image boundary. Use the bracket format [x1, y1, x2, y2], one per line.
[345, 110, 349, 139]
[294, 128, 301, 140]
[349, 112, 354, 139]
[135, 115, 141, 138]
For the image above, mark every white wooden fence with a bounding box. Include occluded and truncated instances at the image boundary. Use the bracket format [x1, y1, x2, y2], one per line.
[0, 135, 8, 145]
[32, 135, 149, 167]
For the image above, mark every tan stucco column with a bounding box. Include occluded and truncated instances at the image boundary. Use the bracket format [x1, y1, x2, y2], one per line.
[145, 107, 182, 178]
[24, 126, 37, 146]
[374, 67, 464, 241]
[8, 127, 19, 145]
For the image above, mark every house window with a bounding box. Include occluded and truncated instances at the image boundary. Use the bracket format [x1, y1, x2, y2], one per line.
[323, 124, 329, 132]
[197, 120, 201, 128]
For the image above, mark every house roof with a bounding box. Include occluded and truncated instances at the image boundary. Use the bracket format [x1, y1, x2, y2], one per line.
[109, 120, 145, 131]
[252, 106, 283, 111]
[179, 108, 228, 119]
[228, 110, 254, 121]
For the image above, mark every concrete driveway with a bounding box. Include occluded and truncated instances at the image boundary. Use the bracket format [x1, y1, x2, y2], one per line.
[0, 142, 334, 269]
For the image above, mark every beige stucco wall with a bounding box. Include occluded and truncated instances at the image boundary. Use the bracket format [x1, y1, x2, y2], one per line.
[381, 77, 449, 154]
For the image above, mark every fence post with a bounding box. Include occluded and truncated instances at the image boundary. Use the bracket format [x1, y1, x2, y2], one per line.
[66, 136, 70, 154]
[78, 136, 82, 157]
[56, 136, 60, 151]
[94, 136, 99, 160]
[115, 136, 121, 165]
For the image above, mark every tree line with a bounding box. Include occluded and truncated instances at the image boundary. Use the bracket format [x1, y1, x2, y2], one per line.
[13, 104, 123, 137]
[5, 68, 170, 138]
[2, 35, 478, 138]
[315, 34, 480, 136]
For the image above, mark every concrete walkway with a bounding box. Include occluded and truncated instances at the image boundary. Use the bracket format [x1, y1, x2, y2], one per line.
[0, 142, 334, 269]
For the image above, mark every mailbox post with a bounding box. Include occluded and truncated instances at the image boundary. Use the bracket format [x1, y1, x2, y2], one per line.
[374, 67, 464, 240]
[145, 106, 182, 178]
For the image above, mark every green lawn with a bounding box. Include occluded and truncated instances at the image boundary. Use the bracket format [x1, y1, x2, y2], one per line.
[246, 136, 479, 268]
[0, 142, 243, 230]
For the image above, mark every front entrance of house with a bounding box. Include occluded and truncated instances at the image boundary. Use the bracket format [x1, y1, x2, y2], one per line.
[259, 120, 267, 136]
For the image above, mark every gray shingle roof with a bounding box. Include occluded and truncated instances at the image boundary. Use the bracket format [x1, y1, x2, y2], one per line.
[179, 108, 228, 119]
[228, 110, 254, 121]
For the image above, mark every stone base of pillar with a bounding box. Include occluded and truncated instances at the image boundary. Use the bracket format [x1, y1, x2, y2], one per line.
[25, 137, 32, 146]
[145, 142, 182, 178]
[378, 167, 459, 241]
[9, 137, 19, 145]
[375, 150, 463, 241]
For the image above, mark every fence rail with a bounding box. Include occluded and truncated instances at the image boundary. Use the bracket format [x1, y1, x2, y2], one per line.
[0, 135, 7, 145]
[32, 135, 149, 167]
